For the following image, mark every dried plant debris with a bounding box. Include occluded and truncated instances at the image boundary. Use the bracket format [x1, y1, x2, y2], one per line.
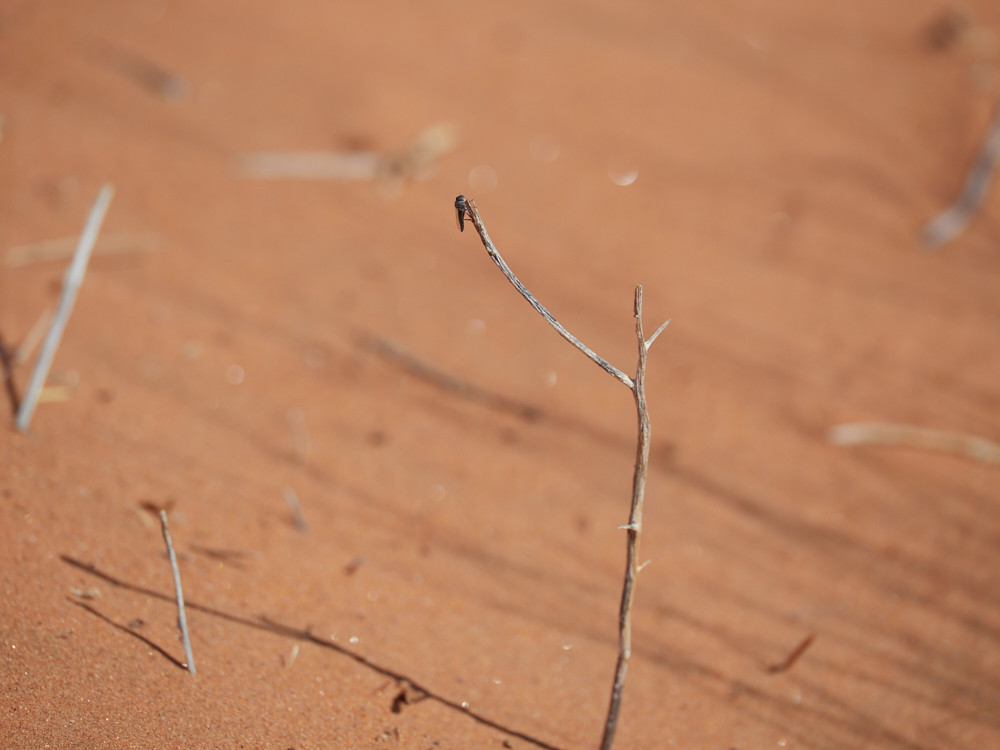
[16, 185, 114, 433]
[236, 123, 457, 194]
[830, 422, 1000, 466]
[922, 104, 1000, 249]
[391, 679, 429, 713]
[6, 232, 158, 268]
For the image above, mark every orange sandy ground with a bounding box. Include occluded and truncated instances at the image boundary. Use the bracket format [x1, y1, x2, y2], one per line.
[2, 1, 999, 748]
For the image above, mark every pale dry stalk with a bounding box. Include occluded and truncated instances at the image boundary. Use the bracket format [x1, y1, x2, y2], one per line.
[16, 184, 114, 432]
[158, 509, 196, 675]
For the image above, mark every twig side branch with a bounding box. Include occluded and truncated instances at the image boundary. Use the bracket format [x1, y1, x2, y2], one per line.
[159, 510, 196, 674]
[462, 198, 634, 390]
[15, 184, 115, 432]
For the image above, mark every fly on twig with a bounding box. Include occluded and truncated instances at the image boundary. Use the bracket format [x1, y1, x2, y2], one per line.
[454, 194, 475, 232]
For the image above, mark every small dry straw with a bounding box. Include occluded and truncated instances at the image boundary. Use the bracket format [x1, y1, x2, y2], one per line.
[157, 508, 196, 674]
[829, 421, 1000, 466]
[15, 184, 114, 432]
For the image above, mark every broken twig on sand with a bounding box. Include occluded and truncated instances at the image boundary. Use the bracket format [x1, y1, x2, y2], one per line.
[923, 104, 1000, 248]
[829, 421, 1000, 467]
[457, 196, 668, 750]
[16, 184, 114, 432]
[160, 508, 196, 674]
[143, 502, 196, 675]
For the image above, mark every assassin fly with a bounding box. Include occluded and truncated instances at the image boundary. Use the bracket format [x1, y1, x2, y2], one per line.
[455, 195, 473, 232]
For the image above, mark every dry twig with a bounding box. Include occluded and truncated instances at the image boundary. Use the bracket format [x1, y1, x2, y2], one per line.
[829, 421, 1000, 466]
[923, 104, 1000, 248]
[457, 196, 668, 749]
[15, 185, 114, 432]
[143, 502, 197, 675]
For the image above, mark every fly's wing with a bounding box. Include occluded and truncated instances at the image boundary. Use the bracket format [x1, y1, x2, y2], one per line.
[455, 205, 465, 231]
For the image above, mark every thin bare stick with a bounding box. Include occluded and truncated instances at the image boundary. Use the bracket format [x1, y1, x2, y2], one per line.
[158, 509, 196, 674]
[829, 421, 1000, 466]
[598, 286, 655, 750]
[15, 184, 114, 432]
[457, 197, 667, 749]
[923, 103, 1000, 249]
[460, 196, 635, 389]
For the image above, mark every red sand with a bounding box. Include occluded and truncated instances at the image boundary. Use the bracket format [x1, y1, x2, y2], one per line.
[2, 1, 999, 748]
